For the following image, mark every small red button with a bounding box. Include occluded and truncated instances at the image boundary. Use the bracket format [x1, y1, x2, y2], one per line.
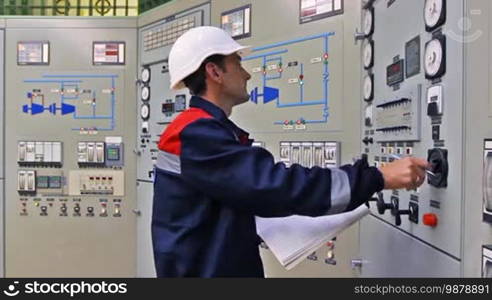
[423, 213, 438, 227]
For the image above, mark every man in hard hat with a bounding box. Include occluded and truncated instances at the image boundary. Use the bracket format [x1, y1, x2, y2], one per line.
[152, 26, 429, 277]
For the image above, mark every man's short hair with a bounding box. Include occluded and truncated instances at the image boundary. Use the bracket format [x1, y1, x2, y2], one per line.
[183, 54, 226, 96]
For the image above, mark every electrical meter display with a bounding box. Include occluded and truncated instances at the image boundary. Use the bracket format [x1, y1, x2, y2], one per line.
[424, 35, 446, 79]
[162, 103, 175, 114]
[363, 39, 374, 69]
[49, 176, 62, 189]
[141, 86, 150, 101]
[17, 41, 50, 65]
[424, 0, 446, 32]
[107, 148, 120, 161]
[386, 59, 404, 86]
[37, 176, 49, 189]
[141, 68, 150, 83]
[363, 8, 374, 37]
[140, 103, 150, 120]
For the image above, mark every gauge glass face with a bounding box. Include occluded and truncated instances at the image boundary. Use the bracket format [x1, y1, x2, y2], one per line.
[141, 68, 150, 83]
[363, 75, 373, 101]
[140, 104, 150, 119]
[141, 86, 150, 101]
[424, 0, 443, 28]
[363, 40, 373, 68]
[363, 9, 374, 36]
[424, 39, 443, 77]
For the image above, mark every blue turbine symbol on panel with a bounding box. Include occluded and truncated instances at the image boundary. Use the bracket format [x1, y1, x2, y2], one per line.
[22, 103, 75, 115]
[22, 92, 75, 115]
[250, 86, 279, 104]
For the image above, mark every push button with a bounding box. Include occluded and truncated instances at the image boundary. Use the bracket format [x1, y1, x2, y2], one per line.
[423, 213, 438, 227]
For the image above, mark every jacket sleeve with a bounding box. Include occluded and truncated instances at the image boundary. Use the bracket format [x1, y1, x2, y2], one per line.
[179, 118, 384, 217]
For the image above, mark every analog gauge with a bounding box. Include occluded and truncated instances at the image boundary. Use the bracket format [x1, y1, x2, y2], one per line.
[424, 35, 446, 79]
[141, 68, 151, 83]
[140, 103, 150, 120]
[424, 0, 446, 32]
[363, 74, 374, 102]
[141, 86, 150, 101]
[363, 39, 374, 69]
[362, 8, 374, 37]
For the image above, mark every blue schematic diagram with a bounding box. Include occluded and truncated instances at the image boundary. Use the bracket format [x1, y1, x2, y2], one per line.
[243, 32, 335, 126]
[22, 74, 118, 131]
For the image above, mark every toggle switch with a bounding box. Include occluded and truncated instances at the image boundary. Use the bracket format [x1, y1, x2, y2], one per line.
[113, 203, 121, 217]
[40, 206, 48, 216]
[73, 203, 81, 217]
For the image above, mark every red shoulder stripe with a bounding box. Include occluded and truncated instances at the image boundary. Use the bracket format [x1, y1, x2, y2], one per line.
[158, 108, 213, 155]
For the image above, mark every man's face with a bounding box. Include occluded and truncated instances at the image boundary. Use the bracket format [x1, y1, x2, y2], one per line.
[221, 54, 251, 106]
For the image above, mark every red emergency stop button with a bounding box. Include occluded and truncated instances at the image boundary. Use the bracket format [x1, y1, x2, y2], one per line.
[423, 213, 438, 227]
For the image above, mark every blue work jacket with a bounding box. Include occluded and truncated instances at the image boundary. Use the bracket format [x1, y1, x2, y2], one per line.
[152, 96, 384, 277]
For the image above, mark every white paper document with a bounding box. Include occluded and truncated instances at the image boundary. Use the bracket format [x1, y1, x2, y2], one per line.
[255, 205, 370, 270]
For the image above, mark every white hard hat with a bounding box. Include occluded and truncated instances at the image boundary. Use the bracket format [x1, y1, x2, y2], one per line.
[168, 26, 251, 90]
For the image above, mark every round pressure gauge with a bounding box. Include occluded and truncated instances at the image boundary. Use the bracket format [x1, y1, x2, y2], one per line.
[424, 0, 446, 32]
[362, 8, 374, 37]
[141, 86, 150, 101]
[424, 35, 446, 79]
[141, 68, 151, 83]
[140, 103, 150, 120]
[363, 39, 374, 69]
[363, 74, 374, 102]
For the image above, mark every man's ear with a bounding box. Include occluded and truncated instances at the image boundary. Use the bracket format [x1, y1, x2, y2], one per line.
[205, 62, 223, 85]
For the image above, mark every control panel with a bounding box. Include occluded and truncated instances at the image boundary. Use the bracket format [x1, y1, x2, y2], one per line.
[137, 6, 209, 181]
[357, 0, 492, 277]
[4, 19, 137, 277]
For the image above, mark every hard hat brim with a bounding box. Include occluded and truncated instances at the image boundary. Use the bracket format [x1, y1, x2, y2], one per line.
[171, 45, 252, 90]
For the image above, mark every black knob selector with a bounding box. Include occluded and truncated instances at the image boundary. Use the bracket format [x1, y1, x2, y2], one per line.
[390, 197, 411, 226]
[368, 192, 394, 214]
[362, 137, 374, 145]
[427, 148, 448, 188]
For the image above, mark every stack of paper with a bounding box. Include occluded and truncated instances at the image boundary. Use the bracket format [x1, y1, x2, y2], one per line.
[255, 205, 369, 270]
